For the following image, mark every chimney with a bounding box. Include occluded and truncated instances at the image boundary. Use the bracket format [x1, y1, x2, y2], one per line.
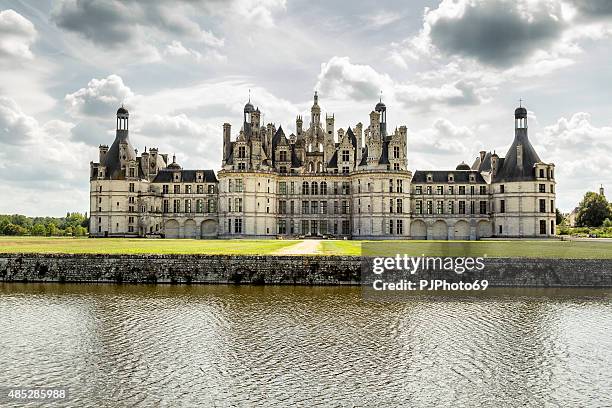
[99, 144, 108, 163]
[223, 123, 231, 164]
[479, 150, 486, 163]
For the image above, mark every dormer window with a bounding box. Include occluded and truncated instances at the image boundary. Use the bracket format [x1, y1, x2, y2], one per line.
[173, 172, 180, 182]
[426, 174, 433, 182]
[448, 173, 454, 182]
[469, 174, 475, 182]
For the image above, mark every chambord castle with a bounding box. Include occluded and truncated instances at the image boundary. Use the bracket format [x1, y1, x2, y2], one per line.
[89, 92, 556, 239]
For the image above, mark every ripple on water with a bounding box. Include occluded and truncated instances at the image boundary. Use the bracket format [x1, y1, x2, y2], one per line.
[0, 284, 611, 407]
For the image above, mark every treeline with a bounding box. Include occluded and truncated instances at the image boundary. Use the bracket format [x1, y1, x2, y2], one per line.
[0, 213, 89, 236]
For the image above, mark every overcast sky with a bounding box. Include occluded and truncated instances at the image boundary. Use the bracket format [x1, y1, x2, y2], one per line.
[1, 0, 612, 216]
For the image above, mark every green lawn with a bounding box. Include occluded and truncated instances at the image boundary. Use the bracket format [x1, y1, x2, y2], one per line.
[0, 237, 297, 255]
[321, 239, 612, 259]
[1, 237, 611, 258]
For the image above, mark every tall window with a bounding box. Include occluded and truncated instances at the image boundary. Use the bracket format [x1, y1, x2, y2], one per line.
[235, 198, 243, 212]
[539, 184, 546, 193]
[539, 199, 546, 213]
[238, 146, 246, 158]
[397, 180, 403, 193]
[311, 182, 318, 195]
[342, 200, 349, 214]
[129, 183, 135, 192]
[302, 181, 309, 195]
[207, 199, 216, 213]
[342, 182, 350, 195]
[427, 201, 433, 215]
[448, 201, 454, 214]
[162, 185, 169, 194]
[437, 186, 444, 195]
[415, 186, 422, 195]
[342, 150, 350, 162]
[196, 200, 203, 213]
[479, 201, 487, 214]
[500, 200, 505, 213]
[174, 185, 180, 194]
[539, 220, 546, 235]
[278, 220, 287, 234]
[279, 182, 287, 195]
[173, 199, 180, 213]
[235, 218, 243, 234]
[393, 146, 400, 159]
[459, 186, 466, 195]
[415, 200, 423, 214]
[480, 186, 487, 195]
[235, 179, 243, 192]
[320, 182, 327, 195]
[279, 150, 287, 162]
[302, 201, 309, 214]
[397, 220, 403, 235]
[436, 200, 444, 214]
[397, 199, 403, 213]
[185, 199, 192, 213]
[459, 201, 466, 214]
[321, 201, 327, 214]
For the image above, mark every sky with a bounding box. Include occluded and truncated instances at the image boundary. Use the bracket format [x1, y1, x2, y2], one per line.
[1, 0, 612, 216]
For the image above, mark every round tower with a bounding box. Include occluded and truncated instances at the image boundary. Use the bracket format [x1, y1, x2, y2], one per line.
[117, 105, 129, 131]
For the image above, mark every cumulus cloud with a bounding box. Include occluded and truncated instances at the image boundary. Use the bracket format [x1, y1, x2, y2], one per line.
[411, 118, 476, 156]
[51, 0, 225, 62]
[0, 9, 37, 63]
[536, 112, 612, 210]
[0, 97, 92, 215]
[316, 56, 485, 108]
[65, 74, 134, 119]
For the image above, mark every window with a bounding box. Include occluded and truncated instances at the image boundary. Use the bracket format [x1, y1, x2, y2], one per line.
[389, 179, 393, 193]
[470, 186, 475, 195]
[197, 200, 203, 213]
[235, 198, 242, 212]
[415, 186, 422, 195]
[320, 220, 327, 235]
[479, 201, 487, 214]
[238, 163, 246, 170]
[234, 218, 243, 234]
[436, 200, 444, 214]
[397, 220, 403, 235]
[550, 184, 554, 193]
[342, 150, 350, 162]
[290, 182, 295, 194]
[539, 169, 545, 178]
[393, 146, 400, 159]
[302, 201, 309, 214]
[279, 182, 287, 195]
[437, 186, 443, 195]
[163, 200, 169, 213]
[342, 182, 350, 195]
[397, 180, 403, 193]
[342, 200, 349, 214]
[427, 201, 433, 214]
[321, 201, 327, 214]
[448, 201, 454, 214]
[173, 199, 180, 213]
[174, 185, 180, 194]
[207, 199, 216, 213]
[415, 200, 423, 214]
[499, 225, 503, 234]
[278, 220, 287, 234]
[427, 186, 433, 195]
[480, 186, 487, 195]
[302, 181, 309, 195]
[551, 200, 554, 213]
[185, 185, 192, 194]
[129, 168, 135, 178]
[539, 220, 546, 235]
[163, 185, 169, 194]
[539, 184, 546, 193]
[342, 166, 349, 174]
[321, 182, 327, 195]
[311, 201, 318, 214]
[470, 201, 475, 214]
[389, 220, 394, 235]
[551, 220, 555, 235]
[197, 185, 204, 194]
[500, 185, 505, 193]
[280, 166, 287, 173]
[228, 198, 232, 212]
[311, 182, 318, 195]
[129, 183, 135, 192]
[539, 199, 546, 213]
[448, 186, 454, 195]
[238, 146, 246, 158]
[185, 199, 192, 213]
[342, 220, 350, 235]
[279, 150, 287, 162]
[235, 179, 243, 192]
[397, 199, 403, 213]
[500, 200, 505, 213]
[459, 186, 466, 195]
[301, 220, 309, 235]
[389, 199, 394, 213]
[290, 201, 295, 214]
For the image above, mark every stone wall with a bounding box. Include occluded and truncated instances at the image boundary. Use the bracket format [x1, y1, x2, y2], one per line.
[0, 254, 611, 287]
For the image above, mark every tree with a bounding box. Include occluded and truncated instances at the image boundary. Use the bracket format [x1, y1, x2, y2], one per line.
[3, 223, 26, 235]
[555, 208, 564, 225]
[31, 224, 46, 236]
[577, 191, 612, 227]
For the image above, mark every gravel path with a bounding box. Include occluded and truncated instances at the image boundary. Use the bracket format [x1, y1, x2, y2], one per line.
[272, 240, 322, 255]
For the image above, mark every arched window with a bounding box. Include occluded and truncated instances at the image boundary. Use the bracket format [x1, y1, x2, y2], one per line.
[311, 182, 318, 195]
[317, 162, 323, 172]
[302, 181, 309, 195]
[318, 143, 323, 152]
[321, 182, 327, 195]
[308, 162, 315, 172]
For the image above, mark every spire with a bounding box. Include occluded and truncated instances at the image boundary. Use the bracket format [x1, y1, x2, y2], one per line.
[313, 90, 318, 105]
[248, 89, 251, 103]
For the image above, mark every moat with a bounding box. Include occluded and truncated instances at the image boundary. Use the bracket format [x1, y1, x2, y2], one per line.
[1, 283, 611, 407]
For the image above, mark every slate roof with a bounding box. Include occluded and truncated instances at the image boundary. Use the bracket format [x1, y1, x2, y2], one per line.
[102, 131, 136, 180]
[412, 170, 486, 183]
[495, 129, 542, 182]
[152, 169, 217, 183]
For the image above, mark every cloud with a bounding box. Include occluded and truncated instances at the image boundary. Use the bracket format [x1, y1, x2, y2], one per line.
[536, 112, 612, 210]
[315, 56, 485, 108]
[51, 0, 224, 62]
[570, 0, 612, 18]
[65, 74, 134, 119]
[0, 9, 37, 63]
[363, 10, 402, 28]
[411, 118, 476, 156]
[164, 40, 226, 63]
[0, 97, 92, 216]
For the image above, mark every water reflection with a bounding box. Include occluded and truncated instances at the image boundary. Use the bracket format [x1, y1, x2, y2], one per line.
[0, 284, 610, 407]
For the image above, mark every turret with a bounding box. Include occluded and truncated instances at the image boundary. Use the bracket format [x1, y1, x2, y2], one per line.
[326, 114, 334, 140]
[99, 145, 108, 163]
[355, 122, 363, 153]
[311, 91, 321, 126]
[296, 115, 303, 137]
[375, 95, 387, 137]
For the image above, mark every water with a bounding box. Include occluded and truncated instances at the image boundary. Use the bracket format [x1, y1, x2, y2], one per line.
[1, 283, 611, 407]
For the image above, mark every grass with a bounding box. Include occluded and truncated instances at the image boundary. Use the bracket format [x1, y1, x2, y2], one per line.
[1, 237, 612, 258]
[0, 237, 297, 255]
[320, 239, 612, 259]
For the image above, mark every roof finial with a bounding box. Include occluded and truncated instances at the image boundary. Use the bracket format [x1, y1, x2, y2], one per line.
[519, 98, 523, 107]
[380, 90, 383, 103]
[248, 89, 251, 103]
[172, 153, 176, 163]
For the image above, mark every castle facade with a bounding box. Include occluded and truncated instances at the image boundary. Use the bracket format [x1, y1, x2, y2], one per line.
[89, 94, 556, 239]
